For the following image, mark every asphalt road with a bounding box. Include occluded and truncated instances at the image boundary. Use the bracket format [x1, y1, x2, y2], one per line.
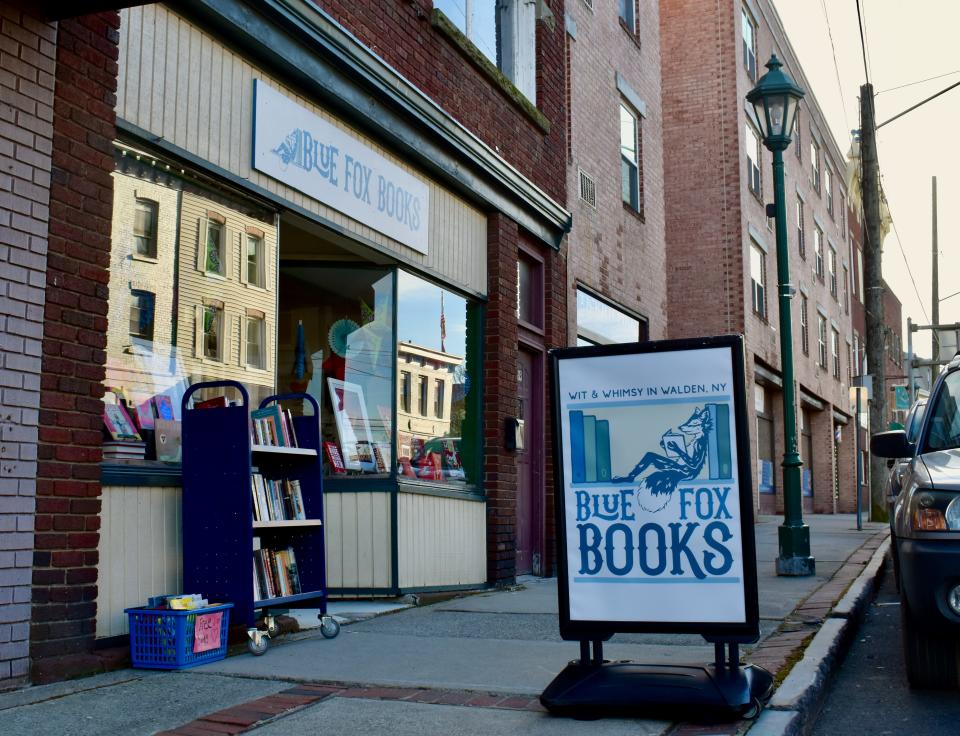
[811, 561, 960, 736]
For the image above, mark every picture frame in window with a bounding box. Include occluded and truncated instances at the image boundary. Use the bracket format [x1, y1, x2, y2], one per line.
[327, 377, 376, 472]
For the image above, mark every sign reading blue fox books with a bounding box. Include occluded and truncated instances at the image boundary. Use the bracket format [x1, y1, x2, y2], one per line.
[551, 335, 759, 640]
[252, 80, 429, 254]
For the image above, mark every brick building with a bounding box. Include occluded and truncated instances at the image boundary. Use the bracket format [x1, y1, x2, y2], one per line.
[1, 0, 573, 687]
[660, 0, 859, 515]
[564, 0, 666, 346]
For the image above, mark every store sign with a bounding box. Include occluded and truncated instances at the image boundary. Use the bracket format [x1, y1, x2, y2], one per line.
[253, 80, 429, 255]
[551, 336, 759, 640]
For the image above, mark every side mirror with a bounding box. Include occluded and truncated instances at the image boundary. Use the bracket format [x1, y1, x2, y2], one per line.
[871, 430, 913, 459]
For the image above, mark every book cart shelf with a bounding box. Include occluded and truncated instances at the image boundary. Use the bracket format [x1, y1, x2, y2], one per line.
[182, 380, 339, 656]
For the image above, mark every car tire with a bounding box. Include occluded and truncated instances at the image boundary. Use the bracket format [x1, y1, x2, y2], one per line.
[900, 587, 960, 689]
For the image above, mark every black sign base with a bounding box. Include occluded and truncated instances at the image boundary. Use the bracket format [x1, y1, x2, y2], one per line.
[540, 659, 773, 722]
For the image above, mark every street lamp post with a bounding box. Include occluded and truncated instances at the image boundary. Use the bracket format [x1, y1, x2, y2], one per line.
[747, 56, 815, 576]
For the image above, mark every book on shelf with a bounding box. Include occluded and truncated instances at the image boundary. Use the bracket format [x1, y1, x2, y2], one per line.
[103, 403, 141, 441]
[251, 473, 307, 522]
[102, 440, 146, 461]
[252, 544, 302, 601]
[195, 396, 228, 410]
[323, 442, 347, 474]
[250, 406, 299, 449]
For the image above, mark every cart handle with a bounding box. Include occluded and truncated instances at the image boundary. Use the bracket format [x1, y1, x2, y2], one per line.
[260, 392, 320, 418]
[182, 380, 250, 413]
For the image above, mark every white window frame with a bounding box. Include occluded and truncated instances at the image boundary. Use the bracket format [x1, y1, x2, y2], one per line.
[746, 122, 762, 198]
[796, 198, 805, 257]
[810, 138, 821, 193]
[619, 0, 635, 31]
[831, 328, 841, 379]
[198, 216, 229, 278]
[243, 314, 266, 370]
[814, 226, 824, 280]
[825, 166, 834, 217]
[750, 243, 766, 319]
[818, 314, 828, 369]
[198, 303, 225, 362]
[828, 246, 837, 297]
[243, 232, 265, 288]
[620, 102, 641, 213]
[800, 295, 809, 355]
[741, 7, 757, 81]
[133, 198, 158, 259]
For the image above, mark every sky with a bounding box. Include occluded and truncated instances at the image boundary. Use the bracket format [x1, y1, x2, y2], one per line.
[772, 0, 960, 361]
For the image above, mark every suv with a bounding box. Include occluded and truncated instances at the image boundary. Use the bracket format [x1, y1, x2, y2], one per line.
[872, 356, 960, 689]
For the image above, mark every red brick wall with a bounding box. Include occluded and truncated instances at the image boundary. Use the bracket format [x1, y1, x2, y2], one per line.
[31, 11, 118, 683]
[484, 212, 520, 583]
[314, 0, 566, 206]
[542, 238, 567, 576]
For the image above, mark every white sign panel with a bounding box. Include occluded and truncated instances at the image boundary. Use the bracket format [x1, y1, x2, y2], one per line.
[555, 343, 750, 626]
[253, 80, 429, 254]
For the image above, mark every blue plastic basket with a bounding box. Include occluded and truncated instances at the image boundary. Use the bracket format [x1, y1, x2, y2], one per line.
[125, 603, 233, 670]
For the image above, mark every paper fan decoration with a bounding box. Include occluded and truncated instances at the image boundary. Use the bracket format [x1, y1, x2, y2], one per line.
[328, 318, 359, 358]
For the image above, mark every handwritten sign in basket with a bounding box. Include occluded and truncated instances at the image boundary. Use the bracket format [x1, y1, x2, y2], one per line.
[193, 611, 224, 653]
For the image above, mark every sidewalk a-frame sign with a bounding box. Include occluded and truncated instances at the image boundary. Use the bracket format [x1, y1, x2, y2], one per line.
[541, 335, 773, 720]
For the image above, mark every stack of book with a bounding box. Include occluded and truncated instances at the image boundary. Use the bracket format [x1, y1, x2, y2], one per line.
[250, 405, 299, 448]
[252, 543, 302, 601]
[102, 440, 147, 461]
[251, 473, 306, 522]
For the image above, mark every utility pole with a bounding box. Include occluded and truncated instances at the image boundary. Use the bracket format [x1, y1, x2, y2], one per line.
[932, 176, 940, 372]
[860, 83, 887, 521]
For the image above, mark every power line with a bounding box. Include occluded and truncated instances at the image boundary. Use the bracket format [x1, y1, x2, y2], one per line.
[876, 69, 960, 96]
[877, 78, 960, 129]
[819, 0, 850, 135]
[855, 0, 870, 83]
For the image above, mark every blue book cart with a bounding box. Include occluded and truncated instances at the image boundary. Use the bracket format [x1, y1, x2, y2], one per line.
[181, 380, 339, 656]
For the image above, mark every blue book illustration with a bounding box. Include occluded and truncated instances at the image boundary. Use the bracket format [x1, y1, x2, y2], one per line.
[595, 420, 611, 482]
[569, 411, 586, 483]
[706, 403, 732, 480]
[583, 415, 597, 483]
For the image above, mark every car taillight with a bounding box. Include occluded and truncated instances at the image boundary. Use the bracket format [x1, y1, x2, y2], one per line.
[913, 507, 948, 531]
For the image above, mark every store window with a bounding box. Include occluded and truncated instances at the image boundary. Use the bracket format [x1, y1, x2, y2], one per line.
[103, 148, 279, 472]
[277, 266, 480, 488]
[434, 0, 536, 100]
[129, 289, 155, 342]
[134, 198, 158, 258]
[576, 288, 646, 346]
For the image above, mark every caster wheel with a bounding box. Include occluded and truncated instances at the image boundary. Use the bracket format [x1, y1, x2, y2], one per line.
[247, 636, 269, 656]
[742, 697, 762, 720]
[264, 617, 280, 637]
[320, 616, 341, 639]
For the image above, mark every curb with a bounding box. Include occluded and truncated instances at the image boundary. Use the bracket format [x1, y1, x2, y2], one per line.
[749, 536, 891, 736]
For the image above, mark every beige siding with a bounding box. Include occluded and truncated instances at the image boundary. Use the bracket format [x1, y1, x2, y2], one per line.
[177, 191, 277, 395]
[397, 492, 486, 588]
[97, 486, 182, 639]
[323, 491, 392, 592]
[118, 5, 487, 296]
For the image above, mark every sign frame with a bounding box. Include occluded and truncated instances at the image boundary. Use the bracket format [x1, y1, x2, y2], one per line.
[550, 335, 760, 643]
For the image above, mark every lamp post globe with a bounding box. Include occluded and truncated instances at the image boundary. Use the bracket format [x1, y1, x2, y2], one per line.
[748, 56, 814, 576]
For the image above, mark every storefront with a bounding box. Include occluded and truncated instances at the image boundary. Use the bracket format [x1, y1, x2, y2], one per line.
[95, 2, 568, 640]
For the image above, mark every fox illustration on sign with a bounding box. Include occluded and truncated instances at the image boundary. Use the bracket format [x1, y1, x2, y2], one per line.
[612, 406, 712, 512]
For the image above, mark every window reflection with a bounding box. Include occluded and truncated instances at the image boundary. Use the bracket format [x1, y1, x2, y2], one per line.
[396, 271, 479, 487]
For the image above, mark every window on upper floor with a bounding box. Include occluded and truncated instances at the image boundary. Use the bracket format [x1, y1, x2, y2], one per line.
[814, 226, 824, 280]
[244, 312, 266, 370]
[794, 109, 802, 161]
[576, 288, 647, 346]
[201, 215, 227, 277]
[796, 198, 806, 258]
[245, 231, 265, 288]
[746, 122, 762, 199]
[134, 198, 158, 258]
[828, 246, 837, 297]
[750, 243, 766, 320]
[800, 294, 809, 355]
[825, 167, 834, 217]
[832, 328, 841, 379]
[435, 0, 537, 101]
[741, 7, 757, 80]
[843, 264, 850, 313]
[818, 314, 828, 369]
[619, 0, 635, 31]
[840, 193, 847, 237]
[810, 138, 821, 193]
[620, 102, 643, 214]
[856, 248, 865, 302]
[129, 289, 155, 342]
[201, 302, 224, 362]
[418, 374, 429, 417]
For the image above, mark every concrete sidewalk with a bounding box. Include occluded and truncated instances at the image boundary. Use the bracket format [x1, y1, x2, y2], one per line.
[0, 515, 887, 736]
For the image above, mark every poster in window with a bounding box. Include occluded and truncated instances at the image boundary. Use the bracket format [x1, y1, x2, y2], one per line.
[327, 378, 376, 472]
